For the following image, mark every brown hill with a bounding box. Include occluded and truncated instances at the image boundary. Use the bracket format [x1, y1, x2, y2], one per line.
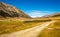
[42, 12, 60, 18]
[0, 2, 31, 18]
[37, 12, 60, 18]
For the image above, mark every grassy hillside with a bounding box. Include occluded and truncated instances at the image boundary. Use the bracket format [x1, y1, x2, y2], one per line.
[0, 18, 45, 35]
[38, 20, 60, 37]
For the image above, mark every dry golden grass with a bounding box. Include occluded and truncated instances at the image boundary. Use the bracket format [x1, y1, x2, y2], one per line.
[38, 20, 60, 37]
[0, 17, 59, 35]
[0, 18, 45, 35]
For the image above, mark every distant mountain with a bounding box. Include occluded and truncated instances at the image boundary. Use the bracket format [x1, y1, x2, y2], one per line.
[35, 12, 60, 18]
[42, 12, 60, 18]
[0, 2, 31, 18]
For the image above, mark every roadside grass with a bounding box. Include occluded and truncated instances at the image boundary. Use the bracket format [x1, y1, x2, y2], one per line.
[0, 19, 45, 35]
[38, 20, 60, 37]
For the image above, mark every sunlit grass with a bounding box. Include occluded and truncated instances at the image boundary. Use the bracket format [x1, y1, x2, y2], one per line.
[0, 18, 44, 35]
[38, 20, 60, 37]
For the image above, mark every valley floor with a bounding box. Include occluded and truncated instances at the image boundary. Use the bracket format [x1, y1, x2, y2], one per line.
[0, 21, 54, 37]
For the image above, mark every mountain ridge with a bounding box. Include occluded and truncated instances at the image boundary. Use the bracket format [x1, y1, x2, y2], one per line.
[37, 12, 60, 18]
[0, 2, 31, 18]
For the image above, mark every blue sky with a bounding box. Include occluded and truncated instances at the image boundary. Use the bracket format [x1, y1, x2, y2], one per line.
[0, 0, 60, 17]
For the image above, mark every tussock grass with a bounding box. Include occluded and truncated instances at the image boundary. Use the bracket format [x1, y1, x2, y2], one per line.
[0, 18, 44, 35]
[38, 20, 60, 37]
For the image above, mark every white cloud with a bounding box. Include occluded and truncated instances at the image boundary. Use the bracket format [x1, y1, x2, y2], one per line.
[28, 10, 42, 17]
[23, 10, 55, 18]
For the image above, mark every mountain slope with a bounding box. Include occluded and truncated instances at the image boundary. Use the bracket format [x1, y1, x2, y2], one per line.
[42, 12, 60, 18]
[0, 2, 31, 18]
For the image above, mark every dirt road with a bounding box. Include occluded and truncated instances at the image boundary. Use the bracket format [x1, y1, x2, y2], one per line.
[0, 21, 55, 37]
